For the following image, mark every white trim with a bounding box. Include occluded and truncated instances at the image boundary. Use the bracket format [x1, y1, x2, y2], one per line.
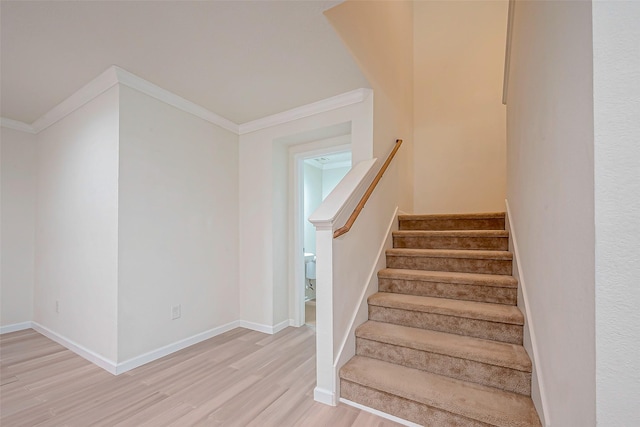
[309, 158, 378, 229]
[115, 320, 241, 374]
[272, 319, 292, 334]
[0, 321, 33, 334]
[239, 88, 372, 135]
[31, 322, 118, 374]
[18, 65, 239, 135]
[32, 67, 120, 133]
[113, 67, 239, 134]
[340, 398, 421, 427]
[17, 319, 293, 375]
[292, 142, 352, 328]
[0, 118, 36, 134]
[314, 386, 337, 406]
[505, 199, 550, 427]
[238, 319, 292, 335]
[333, 206, 398, 367]
[4, 67, 369, 137]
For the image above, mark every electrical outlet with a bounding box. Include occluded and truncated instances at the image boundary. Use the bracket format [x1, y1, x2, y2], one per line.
[55, 300, 60, 313]
[171, 305, 181, 320]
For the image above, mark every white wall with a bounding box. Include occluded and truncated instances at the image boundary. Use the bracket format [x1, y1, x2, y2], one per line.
[271, 140, 290, 326]
[34, 85, 120, 362]
[506, 1, 595, 425]
[322, 166, 350, 200]
[413, 0, 508, 214]
[593, 2, 640, 425]
[117, 85, 239, 362]
[239, 96, 373, 329]
[304, 163, 323, 255]
[1, 127, 37, 328]
[325, 0, 414, 213]
[329, 161, 399, 398]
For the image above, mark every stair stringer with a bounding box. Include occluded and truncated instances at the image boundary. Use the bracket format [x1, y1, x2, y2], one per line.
[506, 200, 550, 427]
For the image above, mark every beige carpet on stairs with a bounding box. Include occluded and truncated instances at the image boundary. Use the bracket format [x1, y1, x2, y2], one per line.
[339, 212, 541, 426]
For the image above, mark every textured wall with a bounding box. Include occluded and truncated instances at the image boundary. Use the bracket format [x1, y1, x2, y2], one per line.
[593, 2, 640, 425]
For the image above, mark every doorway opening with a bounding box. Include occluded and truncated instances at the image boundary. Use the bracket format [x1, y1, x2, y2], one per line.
[301, 151, 352, 327]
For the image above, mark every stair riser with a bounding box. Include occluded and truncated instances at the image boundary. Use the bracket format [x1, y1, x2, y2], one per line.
[386, 255, 513, 275]
[368, 306, 523, 344]
[379, 278, 517, 305]
[356, 338, 531, 395]
[393, 236, 509, 251]
[341, 380, 489, 427]
[399, 218, 505, 231]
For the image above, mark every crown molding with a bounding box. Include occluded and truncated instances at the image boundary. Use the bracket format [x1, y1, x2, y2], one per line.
[238, 88, 372, 135]
[4, 65, 370, 137]
[113, 67, 239, 134]
[0, 117, 36, 134]
[25, 65, 239, 135]
[32, 67, 120, 133]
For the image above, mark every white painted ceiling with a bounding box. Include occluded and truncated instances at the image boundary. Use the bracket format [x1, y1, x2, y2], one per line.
[304, 150, 352, 169]
[0, 0, 369, 125]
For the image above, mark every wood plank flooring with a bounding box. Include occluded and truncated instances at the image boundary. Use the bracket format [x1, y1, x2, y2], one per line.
[0, 327, 403, 426]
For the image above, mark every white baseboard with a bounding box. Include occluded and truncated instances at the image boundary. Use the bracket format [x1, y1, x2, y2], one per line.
[505, 200, 550, 427]
[31, 322, 118, 374]
[272, 319, 293, 334]
[6, 318, 293, 376]
[30, 320, 244, 375]
[314, 386, 337, 406]
[340, 398, 421, 427]
[115, 320, 242, 374]
[0, 321, 33, 334]
[238, 319, 294, 335]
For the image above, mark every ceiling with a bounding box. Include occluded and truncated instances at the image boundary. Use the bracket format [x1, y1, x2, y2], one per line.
[0, 0, 369, 125]
[304, 150, 352, 169]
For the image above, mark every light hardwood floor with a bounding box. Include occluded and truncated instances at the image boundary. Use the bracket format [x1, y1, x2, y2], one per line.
[305, 301, 316, 328]
[0, 326, 403, 427]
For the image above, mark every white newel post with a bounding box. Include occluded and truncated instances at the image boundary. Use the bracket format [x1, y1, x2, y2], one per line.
[311, 222, 336, 405]
[308, 158, 378, 406]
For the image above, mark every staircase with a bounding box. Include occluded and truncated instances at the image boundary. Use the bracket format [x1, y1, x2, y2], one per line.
[339, 212, 541, 426]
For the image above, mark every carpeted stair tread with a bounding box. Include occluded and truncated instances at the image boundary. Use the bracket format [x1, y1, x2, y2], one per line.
[357, 321, 531, 372]
[387, 248, 513, 260]
[393, 230, 509, 238]
[340, 356, 541, 427]
[341, 211, 540, 423]
[398, 212, 506, 231]
[393, 230, 510, 251]
[398, 212, 506, 221]
[379, 268, 518, 288]
[368, 293, 524, 325]
[378, 269, 518, 305]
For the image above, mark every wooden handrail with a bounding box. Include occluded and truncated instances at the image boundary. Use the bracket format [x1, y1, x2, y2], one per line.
[333, 139, 403, 238]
